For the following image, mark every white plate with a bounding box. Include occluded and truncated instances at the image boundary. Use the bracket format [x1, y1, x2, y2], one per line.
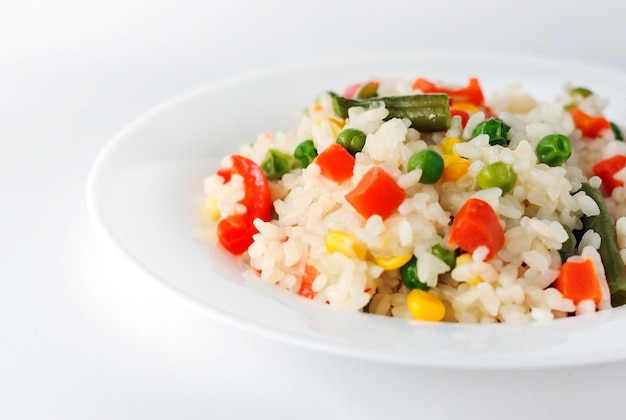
[87, 51, 626, 369]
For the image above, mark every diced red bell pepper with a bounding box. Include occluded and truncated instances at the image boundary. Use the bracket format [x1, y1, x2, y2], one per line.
[345, 166, 406, 220]
[592, 154, 626, 195]
[450, 109, 470, 127]
[412, 77, 485, 106]
[447, 198, 504, 260]
[315, 143, 355, 182]
[570, 108, 611, 138]
[216, 155, 273, 255]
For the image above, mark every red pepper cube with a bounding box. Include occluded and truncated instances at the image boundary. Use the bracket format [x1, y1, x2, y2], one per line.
[345, 167, 406, 220]
[592, 154, 626, 195]
[315, 143, 355, 182]
[450, 109, 470, 127]
[447, 198, 504, 260]
[412, 77, 485, 106]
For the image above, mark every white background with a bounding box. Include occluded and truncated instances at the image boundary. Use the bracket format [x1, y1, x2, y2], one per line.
[3, 1, 626, 418]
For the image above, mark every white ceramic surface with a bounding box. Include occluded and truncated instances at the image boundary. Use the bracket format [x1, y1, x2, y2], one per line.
[87, 52, 626, 369]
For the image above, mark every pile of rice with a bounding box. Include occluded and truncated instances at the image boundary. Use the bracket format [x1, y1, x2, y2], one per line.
[201, 76, 626, 324]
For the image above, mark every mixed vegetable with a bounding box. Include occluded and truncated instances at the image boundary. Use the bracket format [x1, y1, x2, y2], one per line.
[214, 155, 273, 255]
[204, 76, 626, 323]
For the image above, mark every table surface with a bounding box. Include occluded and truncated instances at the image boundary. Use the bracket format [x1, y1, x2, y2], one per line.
[3, 1, 626, 418]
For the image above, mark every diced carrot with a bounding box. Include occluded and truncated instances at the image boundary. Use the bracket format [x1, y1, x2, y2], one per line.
[553, 258, 602, 305]
[412, 77, 485, 106]
[298, 264, 319, 299]
[345, 166, 406, 220]
[570, 108, 611, 138]
[447, 198, 504, 260]
[314, 143, 355, 182]
[592, 154, 626, 195]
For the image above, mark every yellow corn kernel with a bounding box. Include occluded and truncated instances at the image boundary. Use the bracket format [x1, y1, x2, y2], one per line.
[406, 289, 446, 322]
[451, 102, 480, 113]
[456, 253, 473, 266]
[455, 253, 483, 285]
[441, 154, 470, 182]
[324, 231, 367, 260]
[441, 137, 461, 156]
[314, 117, 345, 139]
[374, 254, 413, 270]
[204, 196, 221, 221]
[466, 275, 484, 285]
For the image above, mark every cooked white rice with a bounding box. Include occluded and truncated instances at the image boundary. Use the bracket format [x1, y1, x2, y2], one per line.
[202, 75, 626, 324]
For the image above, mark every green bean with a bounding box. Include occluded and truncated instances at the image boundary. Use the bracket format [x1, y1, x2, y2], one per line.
[336, 128, 366, 156]
[293, 140, 317, 169]
[332, 94, 450, 132]
[261, 148, 295, 180]
[471, 118, 511, 146]
[611, 122, 623, 141]
[400, 256, 429, 291]
[579, 183, 626, 306]
[476, 161, 517, 193]
[536, 134, 572, 167]
[407, 149, 444, 184]
[559, 224, 575, 262]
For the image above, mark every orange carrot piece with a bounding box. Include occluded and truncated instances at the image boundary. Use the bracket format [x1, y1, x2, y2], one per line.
[570, 108, 611, 138]
[345, 167, 406, 220]
[447, 198, 504, 260]
[553, 258, 602, 305]
[315, 143, 355, 182]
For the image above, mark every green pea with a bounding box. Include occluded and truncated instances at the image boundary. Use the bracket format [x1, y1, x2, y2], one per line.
[431, 244, 456, 269]
[399, 256, 429, 291]
[407, 149, 444, 184]
[294, 140, 318, 169]
[611, 122, 623, 141]
[336, 128, 366, 156]
[536, 134, 572, 167]
[471, 118, 511, 146]
[476, 161, 517, 193]
[261, 148, 295, 180]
